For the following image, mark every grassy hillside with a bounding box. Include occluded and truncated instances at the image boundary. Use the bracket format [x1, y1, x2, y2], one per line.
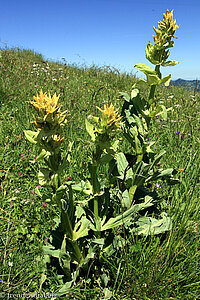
[0, 48, 200, 299]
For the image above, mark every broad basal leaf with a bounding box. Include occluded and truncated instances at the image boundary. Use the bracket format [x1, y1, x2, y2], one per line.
[101, 196, 153, 231]
[134, 213, 172, 235]
[73, 216, 91, 240]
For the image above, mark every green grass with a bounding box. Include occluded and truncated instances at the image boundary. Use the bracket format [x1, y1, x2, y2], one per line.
[0, 48, 199, 299]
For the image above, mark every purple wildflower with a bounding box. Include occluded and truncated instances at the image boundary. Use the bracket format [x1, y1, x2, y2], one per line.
[155, 183, 161, 188]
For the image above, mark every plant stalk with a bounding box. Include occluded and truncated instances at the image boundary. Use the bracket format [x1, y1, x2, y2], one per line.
[149, 65, 161, 104]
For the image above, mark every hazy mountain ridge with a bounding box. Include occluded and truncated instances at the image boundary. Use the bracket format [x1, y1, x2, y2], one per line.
[171, 78, 199, 91]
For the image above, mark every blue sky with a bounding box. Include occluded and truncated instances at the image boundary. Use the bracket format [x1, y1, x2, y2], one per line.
[0, 0, 199, 80]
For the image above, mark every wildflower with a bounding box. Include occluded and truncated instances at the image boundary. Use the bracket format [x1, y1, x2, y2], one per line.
[8, 262, 13, 267]
[179, 168, 184, 172]
[18, 172, 23, 177]
[67, 176, 72, 181]
[42, 202, 47, 208]
[36, 185, 41, 189]
[95, 104, 122, 135]
[30, 90, 67, 132]
[98, 104, 122, 127]
[0, 279, 3, 283]
[155, 183, 161, 188]
[30, 90, 60, 114]
[175, 131, 180, 135]
[153, 9, 180, 46]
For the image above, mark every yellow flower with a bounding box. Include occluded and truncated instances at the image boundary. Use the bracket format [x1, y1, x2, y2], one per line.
[153, 9, 180, 46]
[30, 90, 60, 114]
[97, 104, 122, 129]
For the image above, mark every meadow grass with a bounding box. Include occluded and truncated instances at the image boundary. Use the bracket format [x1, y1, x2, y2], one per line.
[0, 48, 199, 299]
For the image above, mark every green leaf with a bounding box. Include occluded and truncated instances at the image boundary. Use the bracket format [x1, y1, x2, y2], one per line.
[24, 130, 39, 144]
[145, 41, 160, 65]
[43, 244, 60, 258]
[160, 74, 171, 87]
[134, 213, 172, 235]
[101, 196, 153, 231]
[129, 185, 137, 203]
[119, 92, 130, 102]
[131, 88, 139, 99]
[72, 180, 93, 195]
[59, 237, 72, 279]
[103, 288, 113, 300]
[162, 60, 179, 67]
[121, 189, 131, 208]
[85, 118, 95, 141]
[139, 73, 161, 86]
[155, 105, 168, 120]
[155, 168, 175, 178]
[35, 149, 51, 162]
[38, 168, 50, 186]
[135, 135, 143, 158]
[73, 216, 91, 240]
[57, 281, 73, 296]
[116, 152, 129, 176]
[134, 63, 157, 75]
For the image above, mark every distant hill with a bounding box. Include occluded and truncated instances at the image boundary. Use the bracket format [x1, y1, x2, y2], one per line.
[171, 79, 199, 92]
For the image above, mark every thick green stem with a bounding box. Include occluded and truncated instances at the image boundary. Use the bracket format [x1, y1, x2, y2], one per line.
[50, 152, 84, 264]
[149, 65, 161, 105]
[91, 146, 102, 219]
[61, 209, 83, 263]
[91, 145, 103, 237]
[91, 164, 99, 219]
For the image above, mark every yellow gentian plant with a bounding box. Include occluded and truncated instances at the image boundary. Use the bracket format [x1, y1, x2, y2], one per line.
[25, 91, 84, 267]
[24, 9, 180, 295]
